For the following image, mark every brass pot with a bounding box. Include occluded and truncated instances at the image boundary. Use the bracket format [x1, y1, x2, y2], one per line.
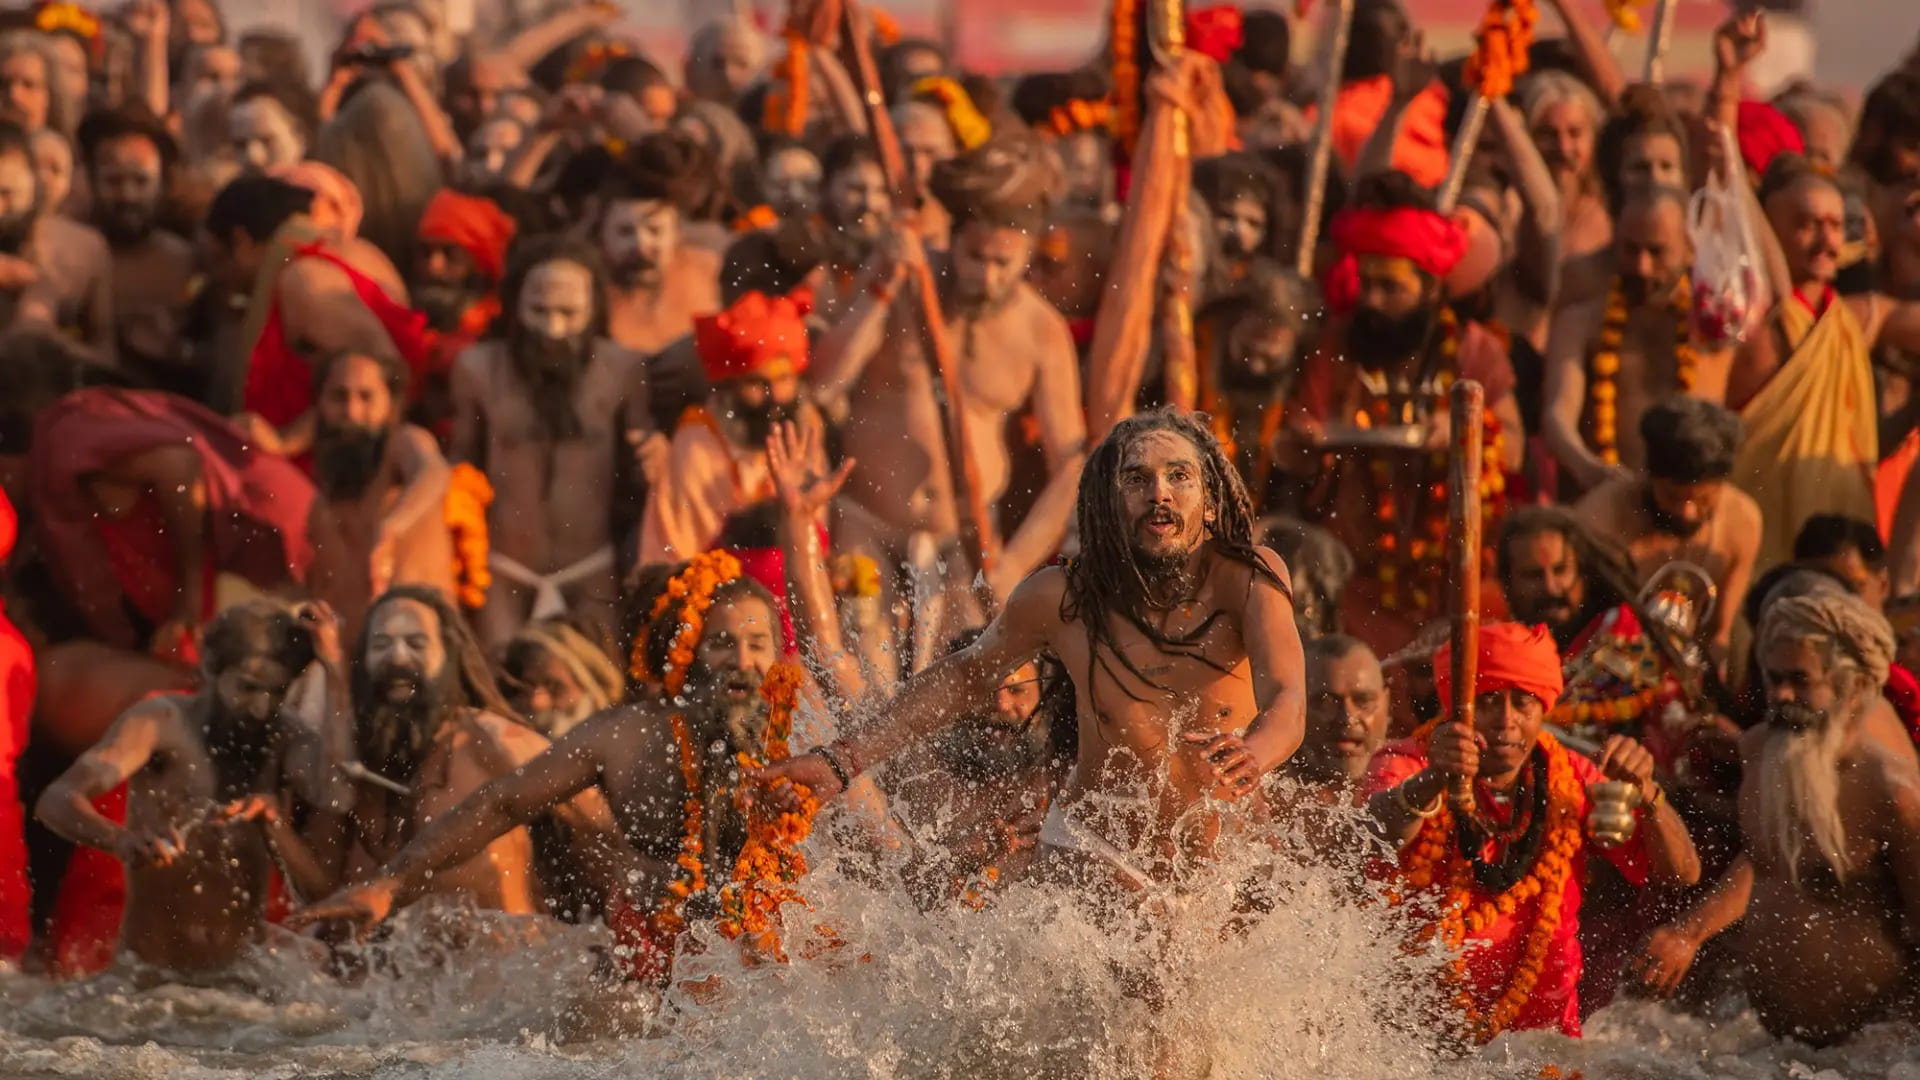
[1585, 780, 1642, 848]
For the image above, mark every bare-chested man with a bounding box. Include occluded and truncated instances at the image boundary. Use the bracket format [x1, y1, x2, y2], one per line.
[306, 348, 455, 640]
[766, 408, 1305, 901]
[1575, 396, 1761, 652]
[76, 106, 196, 394]
[449, 235, 649, 648]
[1544, 185, 1699, 491]
[298, 587, 611, 918]
[288, 562, 817, 1011]
[816, 132, 1087, 603]
[1629, 592, 1920, 1046]
[599, 133, 722, 357]
[0, 120, 113, 363]
[813, 137, 894, 321]
[33, 602, 325, 974]
[1522, 70, 1613, 307]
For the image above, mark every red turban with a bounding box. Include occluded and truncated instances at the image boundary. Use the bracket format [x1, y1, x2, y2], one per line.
[417, 190, 518, 284]
[695, 288, 813, 383]
[1432, 621, 1565, 713]
[1321, 204, 1470, 314]
[0, 487, 14, 566]
[1185, 6, 1243, 64]
[1736, 100, 1804, 179]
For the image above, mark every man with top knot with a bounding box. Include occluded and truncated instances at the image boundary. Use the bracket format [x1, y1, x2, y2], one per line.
[1362, 621, 1699, 1040]
[1274, 175, 1524, 656]
[638, 287, 832, 610]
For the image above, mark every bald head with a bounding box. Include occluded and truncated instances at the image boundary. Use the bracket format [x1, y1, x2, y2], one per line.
[1615, 186, 1691, 303]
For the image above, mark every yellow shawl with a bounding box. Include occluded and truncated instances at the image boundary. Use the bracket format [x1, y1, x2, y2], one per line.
[1733, 296, 1878, 577]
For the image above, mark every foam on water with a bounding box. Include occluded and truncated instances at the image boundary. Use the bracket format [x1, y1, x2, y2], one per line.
[0, 791, 1912, 1079]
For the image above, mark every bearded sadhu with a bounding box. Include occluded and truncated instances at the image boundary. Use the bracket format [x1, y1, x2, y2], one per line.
[1276, 175, 1523, 657]
[410, 187, 518, 438]
[1362, 621, 1699, 1041]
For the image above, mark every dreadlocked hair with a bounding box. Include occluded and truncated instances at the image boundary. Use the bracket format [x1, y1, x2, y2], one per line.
[1064, 407, 1283, 702]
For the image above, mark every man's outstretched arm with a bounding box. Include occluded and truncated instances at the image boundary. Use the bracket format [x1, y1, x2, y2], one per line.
[759, 569, 1060, 800]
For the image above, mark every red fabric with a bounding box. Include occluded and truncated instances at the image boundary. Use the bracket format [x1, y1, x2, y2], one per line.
[243, 242, 435, 428]
[1065, 315, 1097, 349]
[1323, 204, 1471, 315]
[1736, 100, 1804, 178]
[1185, 6, 1243, 63]
[1887, 663, 1920, 747]
[417, 190, 518, 284]
[695, 288, 814, 383]
[726, 522, 827, 653]
[30, 388, 318, 650]
[0, 492, 33, 958]
[1305, 76, 1451, 188]
[1433, 621, 1565, 712]
[605, 895, 676, 984]
[1362, 740, 1652, 1036]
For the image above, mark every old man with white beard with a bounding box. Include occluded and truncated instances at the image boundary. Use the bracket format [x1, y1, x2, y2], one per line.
[1628, 592, 1920, 1047]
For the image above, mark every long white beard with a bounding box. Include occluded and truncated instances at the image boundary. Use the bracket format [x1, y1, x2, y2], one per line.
[1755, 710, 1856, 885]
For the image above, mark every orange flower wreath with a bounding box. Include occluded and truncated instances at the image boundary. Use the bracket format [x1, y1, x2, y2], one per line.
[443, 463, 493, 609]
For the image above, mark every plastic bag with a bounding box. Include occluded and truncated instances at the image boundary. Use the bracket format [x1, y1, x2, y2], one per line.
[1685, 122, 1773, 346]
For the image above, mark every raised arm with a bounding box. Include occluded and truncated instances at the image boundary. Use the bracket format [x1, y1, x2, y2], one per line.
[757, 568, 1062, 800]
[990, 314, 1089, 598]
[371, 426, 453, 594]
[1488, 96, 1565, 300]
[810, 229, 914, 409]
[767, 421, 865, 704]
[1544, 0, 1627, 108]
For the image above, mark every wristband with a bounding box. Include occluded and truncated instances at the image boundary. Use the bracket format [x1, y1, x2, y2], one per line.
[1395, 777, 1444, 819]
[814, 743, 856, 791]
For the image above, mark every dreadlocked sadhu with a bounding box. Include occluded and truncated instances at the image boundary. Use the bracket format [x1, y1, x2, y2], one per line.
[764, 406, 1305, 899]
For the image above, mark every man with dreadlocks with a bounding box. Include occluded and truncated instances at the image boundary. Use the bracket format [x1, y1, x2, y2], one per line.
[35, 601, 330, 974]
[449, 234, 652, 649]
[290, 554, 875, 1031]
[305, 586, 615, 919]
[762, 407, 1305, 901]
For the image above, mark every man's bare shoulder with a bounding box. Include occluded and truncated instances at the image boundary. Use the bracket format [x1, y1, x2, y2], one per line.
[676, 245, 723, 277]
[468, 710, 552, 768]
[1014, 283, 1073, 340]
[453, 338, 505, 378]
[1719, 484, 1764, 540]
[1208, 543, 1294, 601]
[1573, 475, 1635, 522]
[38, 215, 109, 257]
[1006, 564, 1071, 622]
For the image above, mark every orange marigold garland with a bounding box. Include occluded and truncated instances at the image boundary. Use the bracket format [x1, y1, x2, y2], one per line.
[1462, 0, 1538, 100]
[443, 463, 494, 609]
[651, 661, 818, 970]
[1391, 730, 1584, 1043]
[633, 549, 744, 694]
[1585, 273, 1698, 466]
[1110, 0, 1142, 155]
[763, 32, 811, 136]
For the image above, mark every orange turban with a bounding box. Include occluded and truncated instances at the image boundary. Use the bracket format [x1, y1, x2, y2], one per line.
[1432, 621, 1565, 712]
[694, 289, 813, 383]
[417, 190, 518, 284]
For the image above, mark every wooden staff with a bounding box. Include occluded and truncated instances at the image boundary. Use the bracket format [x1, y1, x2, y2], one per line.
[1154, 0, 1198, 410]
[1296, 0, 1357, 276]
[1436, 95, 1490, 216]
[1642, 0, 1676, 84]
[837, 0, 1001, 591]
[1447, 379, 1485, 816]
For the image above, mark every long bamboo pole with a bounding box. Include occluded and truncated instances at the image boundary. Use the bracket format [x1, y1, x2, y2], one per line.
[1446, 379, 1485, 817]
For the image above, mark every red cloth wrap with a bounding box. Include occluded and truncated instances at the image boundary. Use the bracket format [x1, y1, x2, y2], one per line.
[244, 242, 435, 428]
[1433, 621, 1566, 712]
[695, 288, 814, 383]
[605, 896, 677, 984]
[417, 190, 518, 284]
[1323, 205, 1470, 315]
[0, 489, 30, 958]
[30, 388, 318, 650]
[1736, 100, 1804, 178]
[1185, 6, 1243, 63]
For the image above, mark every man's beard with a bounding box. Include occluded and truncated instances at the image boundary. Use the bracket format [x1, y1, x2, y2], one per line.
[414, 280, 483, 333]
[313, 422, 389, 500]
[0, 210, 33, 254]
[607, 254, 662, 290]
[1642, 486, 1705, 539]
[1349, 304, 1433, 369]
[355, 658, 463, 785]
[1129, 506, 1202, 588]
[96, 201, 157, 247]
[1757, 699, 1856, 885]
[689, 660, 770, 753]
[724, 394, 798, 449]
[934, 714, 1047, 783]
[1620, 272, 1675, 306]
[203, 703, 280, 799]
[508, 328, 591, 441]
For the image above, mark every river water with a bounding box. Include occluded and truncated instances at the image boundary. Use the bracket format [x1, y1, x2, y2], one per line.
[0, 798, 1913, 1080]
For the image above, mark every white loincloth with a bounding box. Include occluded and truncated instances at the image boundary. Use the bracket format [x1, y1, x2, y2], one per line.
[1039, 800, 1156, 892]
[487, 547, 615, 621]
